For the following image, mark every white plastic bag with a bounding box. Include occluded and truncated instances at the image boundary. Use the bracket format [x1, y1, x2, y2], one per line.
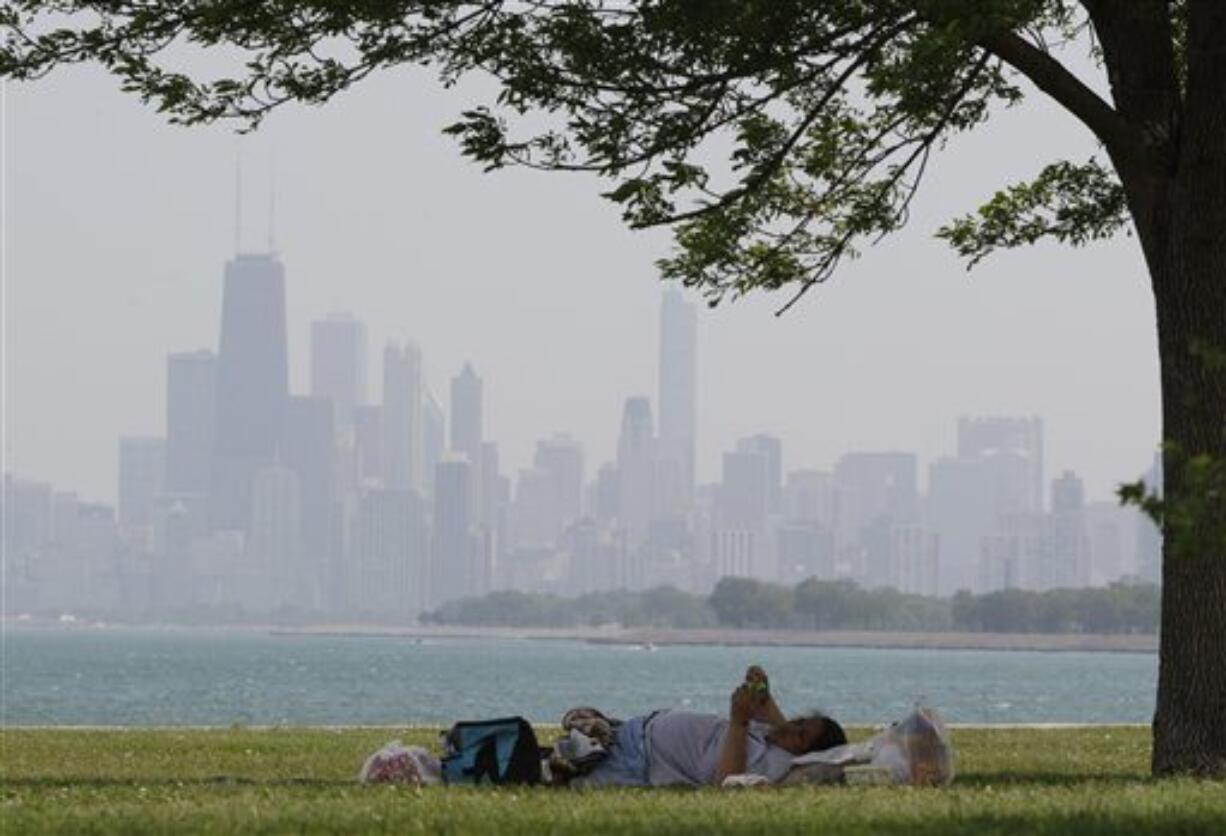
[869, 705, 955, 786]
[359, 740, 443, 786]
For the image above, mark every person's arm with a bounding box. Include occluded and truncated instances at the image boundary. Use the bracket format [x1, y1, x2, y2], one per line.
[715, 686, 753, 784]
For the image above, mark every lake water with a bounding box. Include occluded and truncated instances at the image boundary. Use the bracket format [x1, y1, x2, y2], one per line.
[1, 627, 1156, 726]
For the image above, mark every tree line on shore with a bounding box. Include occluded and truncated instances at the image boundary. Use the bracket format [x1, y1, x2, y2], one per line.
[421, 578, 1160, 636]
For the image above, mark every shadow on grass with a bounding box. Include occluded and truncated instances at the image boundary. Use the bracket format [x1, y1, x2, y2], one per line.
[954, 771, 1154, 788]
[1, 777, 357, 790]
[2, 773, 1169, 792]
[663, 813, 1218, 836]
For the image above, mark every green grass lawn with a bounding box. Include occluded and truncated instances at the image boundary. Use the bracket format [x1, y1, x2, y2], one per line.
[2, 726, 1223, 834]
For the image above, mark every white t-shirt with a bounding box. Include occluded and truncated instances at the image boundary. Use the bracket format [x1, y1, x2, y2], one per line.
[646, 711, 794, 786]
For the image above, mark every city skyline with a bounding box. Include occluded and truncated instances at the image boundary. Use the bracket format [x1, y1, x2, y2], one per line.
[6, 60, 1162, 509]
[2, 238, 1161, 623]
[6, 242, 1158, 510]
[5, 265, 1152, 514]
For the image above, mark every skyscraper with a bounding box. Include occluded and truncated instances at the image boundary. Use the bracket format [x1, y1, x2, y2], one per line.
[1051, 469, 1085, 513]
[958, 416, 1044, 512]
[617, 397, 656, 546]
[353, 404, 382, 483]
[737, 434, 783, 512]
[450, 363, 484, 521]
[534, 434, 585, 530]
[481, 441, 507, 553]
[422, 389, 446, 498]
[834, 451, 919, 588]
[562, 517, 622, 595]
[166, 349, 216, 495]
[718, 446, 772, 531]
[783, 469, 839, 529]
[351, 488, 429, 618]
[432, 455, 476, 606]
[927, 455, 994, 593]
[593, 463, 619, 524]
[248, 462, 302, 609]
[511, 467, 558, 549]
[1049, 470, 1090, 588]
[210, 253, 289, 531]
[280, 395, 336, 603]
[1136, 452, 1162, 583]
[450, 363, 483, 463]
[2, 475, 52, 563]
[381, 342, 424, 493]
[657, 290, 697, 515]
[118, 437, 165, 530]
[930, 416, 1046, 593]
[834, 452, 919, 535]
[310, 313, 367, 430]
[710, 441, 777, 579]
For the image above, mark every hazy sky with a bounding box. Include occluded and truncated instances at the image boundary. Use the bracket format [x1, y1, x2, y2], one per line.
[4, 50, 1160, 506]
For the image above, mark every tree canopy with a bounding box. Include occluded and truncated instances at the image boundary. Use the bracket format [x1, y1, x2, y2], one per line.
[2, 1, 1141, 309]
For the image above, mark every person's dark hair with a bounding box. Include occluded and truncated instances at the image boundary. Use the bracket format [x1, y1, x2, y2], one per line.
[801, 712, 848, 753]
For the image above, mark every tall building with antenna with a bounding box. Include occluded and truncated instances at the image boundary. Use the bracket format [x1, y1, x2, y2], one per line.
[209, 162, 290, 532]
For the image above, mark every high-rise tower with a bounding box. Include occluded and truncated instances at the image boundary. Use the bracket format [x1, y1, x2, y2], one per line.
[118, 437, 166, 530]
[657, 290, 697, 515]
[210, 253, 289, 531]
[617, 396, 656, 546]
[534, 434, 585, 529]
[432, 455, 476, 606]
[957, 416, 1045, 512]
[422, 389, 446, 499]
[381, 343, 424, 493]
[450, 363, 484, 521]
[166, 350, 216, 495]
[449, 363, 483, 463]
[737, 434, 783, 513]
[280, 395, 336, 605]
[310, 313, 367, 431]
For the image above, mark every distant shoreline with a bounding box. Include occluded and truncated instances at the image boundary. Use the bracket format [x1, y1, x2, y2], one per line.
[6, 618, 1157, 653]
[271, 624, 1158, 654]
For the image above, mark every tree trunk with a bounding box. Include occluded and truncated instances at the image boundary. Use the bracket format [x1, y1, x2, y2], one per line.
[1149, 23, 1226, 767]
[1151, 270, 1226, 776]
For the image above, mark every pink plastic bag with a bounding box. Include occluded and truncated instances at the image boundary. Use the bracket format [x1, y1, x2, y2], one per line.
[359, 741, 443, 786]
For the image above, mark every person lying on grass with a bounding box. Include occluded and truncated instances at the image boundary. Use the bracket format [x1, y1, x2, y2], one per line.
[576, 666, 847, 788]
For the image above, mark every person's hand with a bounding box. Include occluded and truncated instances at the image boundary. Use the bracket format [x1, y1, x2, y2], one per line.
[745, 665, 769, 695]
[745, 665, 771, 715]
[729, 685, 755, 727]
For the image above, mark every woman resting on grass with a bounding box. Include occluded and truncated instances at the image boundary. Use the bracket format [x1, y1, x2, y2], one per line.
[575, 666, 847, 788]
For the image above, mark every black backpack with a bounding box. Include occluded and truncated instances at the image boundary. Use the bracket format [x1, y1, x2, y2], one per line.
[441, 716, 542, 786]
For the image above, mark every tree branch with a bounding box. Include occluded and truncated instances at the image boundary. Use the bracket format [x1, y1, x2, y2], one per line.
[979, 29, 1138, 158]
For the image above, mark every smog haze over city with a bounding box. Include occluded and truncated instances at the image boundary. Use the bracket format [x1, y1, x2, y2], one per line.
[4, 56, 1164, 621]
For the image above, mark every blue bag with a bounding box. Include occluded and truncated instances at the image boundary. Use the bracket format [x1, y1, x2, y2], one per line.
[441, 716, 542, 786]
